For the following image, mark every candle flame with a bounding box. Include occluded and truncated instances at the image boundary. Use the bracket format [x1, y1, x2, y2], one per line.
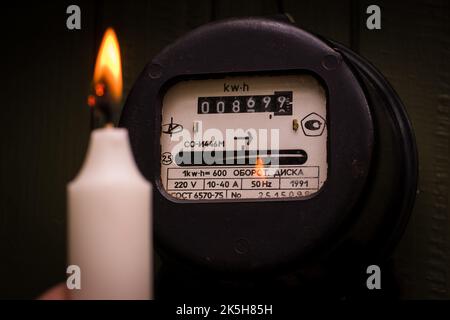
[254, 157, 266, 178]
[93, 28, 123, 103]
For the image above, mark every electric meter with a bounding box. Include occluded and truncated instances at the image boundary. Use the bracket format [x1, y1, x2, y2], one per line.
[120, 17, 418, 297]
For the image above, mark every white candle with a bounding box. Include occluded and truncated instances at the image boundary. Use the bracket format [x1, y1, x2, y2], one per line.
[68, 127, 152, 300]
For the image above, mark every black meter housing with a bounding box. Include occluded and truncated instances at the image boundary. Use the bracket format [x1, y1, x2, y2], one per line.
[120, 17, 418, 298]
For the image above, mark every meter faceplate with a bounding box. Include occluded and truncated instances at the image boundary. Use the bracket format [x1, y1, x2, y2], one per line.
[161, 75, 327, 202]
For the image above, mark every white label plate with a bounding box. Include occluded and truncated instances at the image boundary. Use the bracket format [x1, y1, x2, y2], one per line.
[160, 75, 327, 202]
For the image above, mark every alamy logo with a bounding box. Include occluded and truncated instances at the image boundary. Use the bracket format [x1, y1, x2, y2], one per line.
[66, 5, 81, 30]
[366, 265, 381, 290]
[66, 265, 81, 290]
[169, 121, 281, 167]
[366, 5, 381, 30]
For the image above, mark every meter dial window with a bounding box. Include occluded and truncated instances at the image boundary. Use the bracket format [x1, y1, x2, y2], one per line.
[160, 75, 328, 202]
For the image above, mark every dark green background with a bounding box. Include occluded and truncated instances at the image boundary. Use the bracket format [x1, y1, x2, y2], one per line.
[0, 0, 448, 299]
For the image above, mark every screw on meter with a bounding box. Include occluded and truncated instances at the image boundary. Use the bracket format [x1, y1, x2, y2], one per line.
[160, 75, 327, 202]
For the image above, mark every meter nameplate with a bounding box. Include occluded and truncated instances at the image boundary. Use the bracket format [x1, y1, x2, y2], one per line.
[160, 75, 328, 202]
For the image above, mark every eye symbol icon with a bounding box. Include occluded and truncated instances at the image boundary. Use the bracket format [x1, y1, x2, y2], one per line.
[301, 113, 326, 137]
[305, 120, 322, 131]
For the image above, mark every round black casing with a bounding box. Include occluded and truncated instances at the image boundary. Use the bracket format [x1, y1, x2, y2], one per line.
[120, 17, 417, 293]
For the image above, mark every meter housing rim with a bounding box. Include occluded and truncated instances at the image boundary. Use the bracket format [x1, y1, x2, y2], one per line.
[325, 38, 419, 259]
[120, 17, 375, 274]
